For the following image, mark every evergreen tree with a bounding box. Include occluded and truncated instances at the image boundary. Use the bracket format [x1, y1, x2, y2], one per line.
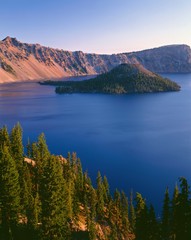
[0, 126, 10, 148]
[10, 122, 24, 173]
[89, 187, 97, 222]
[148, 204, 159, 240]
[102, 176, 110, 204]
[110, 223, 118, 240]
[0, 146, 20, 240]
[171, 183, 179, 239]
[22, 163, 32, 215]
[10, 123, 31, 220]
[23, 163, 41, 232]
[88, 187, 97, 240]
[161, 188, 171, 240]
[34, 133, 51, 198]
[26, 138, 32, 158]
[113, 189, 122, 229]
[96, 171, 105, 221]
[66, 179, 74, 221]
[36, 133, 50, 165]
[88, 221, 96, 240]
[114, 189, 121, 209]
[175, 177, 191, 240]
[39, 156, 70, 240]
[121, 191, 129, 236]
[3, 124, 191, 240]
[135, 192, 148, 240]
[129, 191, 136, 231]
[76, 157, 83, 189]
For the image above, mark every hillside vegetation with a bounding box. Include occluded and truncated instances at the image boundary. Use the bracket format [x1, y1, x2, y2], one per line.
[42, 64, 180, 94]
[0, 124, 191, 240]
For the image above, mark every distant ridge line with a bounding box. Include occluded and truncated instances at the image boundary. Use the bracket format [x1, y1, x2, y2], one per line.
[0, 36, 191, 83]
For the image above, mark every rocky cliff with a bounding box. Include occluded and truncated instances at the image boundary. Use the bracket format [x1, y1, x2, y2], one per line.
[0, 36, 191, 83]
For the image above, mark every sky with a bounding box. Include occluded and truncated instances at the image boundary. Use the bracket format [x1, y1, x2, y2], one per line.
[0, 0, 190, 54]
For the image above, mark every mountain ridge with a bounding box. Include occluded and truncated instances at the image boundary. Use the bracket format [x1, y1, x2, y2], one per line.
[0, 36, 191, 83]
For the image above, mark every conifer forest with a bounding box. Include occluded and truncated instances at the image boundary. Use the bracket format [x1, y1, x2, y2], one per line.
[0, 123, 191, 240]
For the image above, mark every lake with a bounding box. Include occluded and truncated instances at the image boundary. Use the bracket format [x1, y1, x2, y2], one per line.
[1, 74, 191, 213]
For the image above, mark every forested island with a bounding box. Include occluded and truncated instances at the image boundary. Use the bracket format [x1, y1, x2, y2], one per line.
[40, 64, 180, 94]
[0, 123, 191, 240]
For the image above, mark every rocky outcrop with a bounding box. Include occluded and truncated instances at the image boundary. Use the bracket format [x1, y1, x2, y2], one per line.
[0, 36, 191, 83]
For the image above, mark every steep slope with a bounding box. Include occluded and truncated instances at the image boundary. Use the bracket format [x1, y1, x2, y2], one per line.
[44, 63, 180, 94]
[134, 44, 191, 73]
[0, 36, 191, 83]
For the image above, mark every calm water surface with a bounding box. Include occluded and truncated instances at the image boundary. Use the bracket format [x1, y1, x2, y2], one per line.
[1, 74, 191, 212]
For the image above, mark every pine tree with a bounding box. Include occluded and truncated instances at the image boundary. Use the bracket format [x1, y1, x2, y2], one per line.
[148, 204, 159, 240]
[135, 192, 148, 240]
[161, 188, 171, 240]
[34, 133, 51, 199]
[23, 163, 41, 232]
[10, 123, 34, 219]
[175, 177, 190, 240]
[0, 146, 20, 240]
[102, 176, 110, 204]
[129, 191, 136, 231]
[10, 122, 24, 173]
[26, 138, 32, 158]
[30, 192, 41, 228]
[39, 155, 70, 239]
[89, 186, 97, 220]
[121, 191, 129, 236]
[66, 179, 74, 221]
[96, 171, 105, 221]
[110, 223, 118, 240]
[88, 221, 96, 240]
[76, 157, 83, 189]
[36, 133, 50, 165]
[171, 184, 179, 239]
[0, 126, 10, 148]
[89, 187, 97, 240]
[113, 189, 122, 229]
[22, 163, 32, 215]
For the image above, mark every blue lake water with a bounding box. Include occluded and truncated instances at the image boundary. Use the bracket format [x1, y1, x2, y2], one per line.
[1, 74, 191, 213]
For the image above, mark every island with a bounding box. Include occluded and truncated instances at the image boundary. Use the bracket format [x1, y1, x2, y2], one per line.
[40, 63, 181, 94]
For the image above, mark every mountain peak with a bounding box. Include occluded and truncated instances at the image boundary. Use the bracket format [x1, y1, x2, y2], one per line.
[2, 36, 20, 46]
[111, 63, 156, 77]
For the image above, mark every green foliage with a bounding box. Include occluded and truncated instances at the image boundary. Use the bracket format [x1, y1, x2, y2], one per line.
[39, 156, 70, 239]
[161, 188, 171, 240]
[174, 177, 191, 240]
[1, 123, 191, 240]
[171, 183, 179, 238]
[0, 126, 10, 148]
[0, 146, 20, 239]
[10, 123, 24, 171]
[129, 191, 136, 231]
[96, 171, 105, 220]
[121, 191, 129, 235]
[135, 192, 147, 240]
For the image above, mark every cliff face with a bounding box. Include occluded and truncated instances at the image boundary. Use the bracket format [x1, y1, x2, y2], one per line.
[0, 36, 191, 83]
[134, 44, 191, 73]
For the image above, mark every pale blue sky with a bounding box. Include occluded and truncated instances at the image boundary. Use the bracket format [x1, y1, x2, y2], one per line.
[0, 0, 190, 53]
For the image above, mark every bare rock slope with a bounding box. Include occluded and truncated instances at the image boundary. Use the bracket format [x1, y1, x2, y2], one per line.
[0, 36, 191, 83]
